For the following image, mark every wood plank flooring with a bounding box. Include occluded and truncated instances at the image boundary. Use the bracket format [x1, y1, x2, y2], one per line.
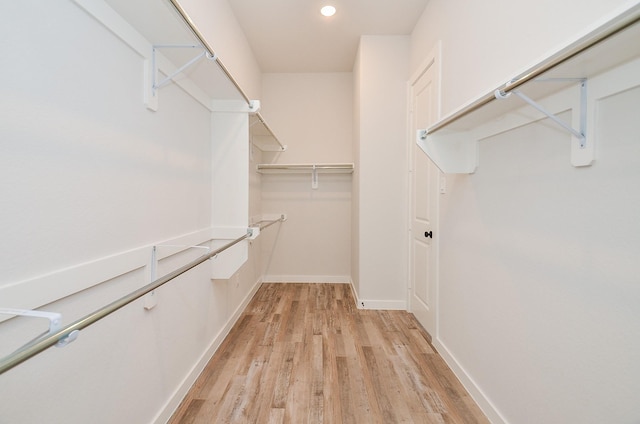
[169, 283, 489, 424]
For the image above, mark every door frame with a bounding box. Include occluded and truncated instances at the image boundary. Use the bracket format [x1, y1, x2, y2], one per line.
[406, 42, 442, 338]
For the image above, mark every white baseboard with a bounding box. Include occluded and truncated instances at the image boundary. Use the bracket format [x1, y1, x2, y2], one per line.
[432, 338, 507, 424]
[153, 277, 263, 424]
[347, 279, 406, 310]
[356, 298, 407, 310]
[261, 275, 351, 284]
[347, 279, 360, 309]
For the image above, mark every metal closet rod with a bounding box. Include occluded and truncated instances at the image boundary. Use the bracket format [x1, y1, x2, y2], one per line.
[166, 0, 285, 151]
[428, 6, 640, 135]
[255, 113, 286, 151]
[0, 219, 286, 375]
[257, 163, 354, 170]
[256, 217, 285, 231]
[167, 0, 250, 105]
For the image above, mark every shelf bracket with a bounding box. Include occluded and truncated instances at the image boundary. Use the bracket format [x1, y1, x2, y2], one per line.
[311, 165, 319, 189]
[0, 308, 79, 349]
[147, 44, 216, 111]
[146, 244, 211, 310]
[495, 78, 587, 148]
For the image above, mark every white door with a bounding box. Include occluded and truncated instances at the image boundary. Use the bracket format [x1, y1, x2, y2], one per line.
[409, 51, 440, 337]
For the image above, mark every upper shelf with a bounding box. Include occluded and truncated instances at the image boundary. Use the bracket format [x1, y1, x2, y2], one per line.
[418, 4, 640, 173]
[86, 0, 284, 150]
[257, 163, 355, 174]
[102, 0, 243, 102]
[257, 163, 354, 189]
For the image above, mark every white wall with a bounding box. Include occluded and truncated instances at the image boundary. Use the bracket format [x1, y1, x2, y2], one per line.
[352, 36, 410, 308]
[0, 0, 265, 423]
[259, 73, 353, 282]
[261, 73, 353, 163]
[410, 1, 640, 423]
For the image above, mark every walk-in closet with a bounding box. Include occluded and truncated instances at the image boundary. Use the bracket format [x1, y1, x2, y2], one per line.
[2, 0, 640, 423]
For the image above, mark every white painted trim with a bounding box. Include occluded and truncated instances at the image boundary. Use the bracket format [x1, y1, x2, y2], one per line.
[342, 280, 406, 311]
[152, 276, 264, 424]
[357, 299, 407, 310]
[407, 41, 442, 335]
[433, 337, 508, 424]
[0, 228, 213, 320]
[347, 279, 361, 309]
[409, 40, 442, 118]
[261, 275, 351, 284]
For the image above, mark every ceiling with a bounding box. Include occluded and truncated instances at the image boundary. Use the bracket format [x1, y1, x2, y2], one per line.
[228, 0, 429, 73]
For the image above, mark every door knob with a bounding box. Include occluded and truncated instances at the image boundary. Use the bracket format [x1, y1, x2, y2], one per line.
[424, 231, 432, 238]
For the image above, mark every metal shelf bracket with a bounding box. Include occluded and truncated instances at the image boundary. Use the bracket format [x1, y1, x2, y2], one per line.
[145, 244, 211, 310]
[146, 44, 217, 111]
[0, 308, 79, 350]
[495, 78, 587, 148]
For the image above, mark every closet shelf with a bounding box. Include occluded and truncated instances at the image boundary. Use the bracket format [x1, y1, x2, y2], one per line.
[256, 163, 354, 174]
[418, 4, 640, 174]
[91, 0, 283, 148]
[257, 163, 354, 189]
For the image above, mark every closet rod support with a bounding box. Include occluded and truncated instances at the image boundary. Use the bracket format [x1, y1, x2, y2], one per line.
[146, 244, 211, 310]
[494, 78, 587, 148]
[152, 44, 216, 94]
[0, 308, 79, 350]
[311, 165, 319, 190]
[0, 308, 61, 335]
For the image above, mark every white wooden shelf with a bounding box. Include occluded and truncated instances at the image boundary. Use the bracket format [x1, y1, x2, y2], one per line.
[257, 163, 354, 189]
[81, 0, 284, 150]
[257, 163, 354, 173]
[418, 4, 640, 173]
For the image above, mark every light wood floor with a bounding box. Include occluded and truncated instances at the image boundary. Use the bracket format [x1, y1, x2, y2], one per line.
[169, 283, 489, 424]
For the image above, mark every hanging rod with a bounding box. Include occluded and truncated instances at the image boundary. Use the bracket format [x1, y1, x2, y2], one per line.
[259, 219, 281, 231]
[426, 5, 640, 135]
[255, 113, 286, 151]
[0, 231, 253, 375]
[256, 163, 355, 172]
[165, 0, 284, 150]
[257, 164, 354, 189]
[166, 0, 250, 106]
[253, 215, 287, 231]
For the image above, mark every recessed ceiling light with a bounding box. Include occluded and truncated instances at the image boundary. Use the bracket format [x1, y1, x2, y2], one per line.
[320, 5, 336, 17]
